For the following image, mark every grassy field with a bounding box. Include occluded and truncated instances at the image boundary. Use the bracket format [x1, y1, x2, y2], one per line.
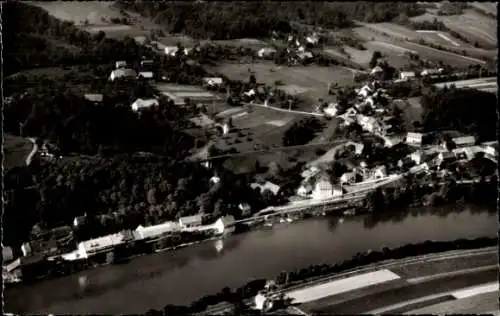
[206, 61, 355, 110]
[32, 1, 124, 25]
[353, 26, 487, 67]
[410, 9, 497, 48]
[4, 134, 34, 172]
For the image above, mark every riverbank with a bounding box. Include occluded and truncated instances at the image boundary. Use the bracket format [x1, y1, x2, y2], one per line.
[149, 237, 498, 315]
[4, 205, 496, 314]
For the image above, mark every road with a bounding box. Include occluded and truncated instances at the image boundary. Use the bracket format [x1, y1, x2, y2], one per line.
[199, 247, 497, 315]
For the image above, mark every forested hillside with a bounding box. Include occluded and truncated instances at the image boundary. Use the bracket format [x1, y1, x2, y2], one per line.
[3, 1, 141, 75]
[116, 1, 425, 39]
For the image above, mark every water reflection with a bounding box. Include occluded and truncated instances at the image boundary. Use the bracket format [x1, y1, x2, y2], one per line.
[363, 204, 492, 229]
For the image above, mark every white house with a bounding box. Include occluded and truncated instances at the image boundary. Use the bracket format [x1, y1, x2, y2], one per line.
[301, 166, 321, 179]
[436, 151, 457, 168]
[131, 98, 159, 112]
[481, 142, 498, 157]
[203, 77, 224, 88]
[84, 93, 104, 103]
[138, 71, 154, 79]
[297, 183, 313, 196]
[409, 163, 429, 174]
[406, 132, 424, 146]
[323, 103, 338, 117]
[306, 33, 319, 45]
[164, 46, 180, 56]
[134, 221, 180, 240]
[238, 203, 251, 213]
[73, 215, 87, 228]
[340, 172, 357, 184]
[109, 68, 137, 81]
[213, 215, 236, 235]
[452, 136, 476, 148]
[369, 165, 387, 180]
[178, 214, 203, 229]
[400, 71, 416, 81]
[358, 85, 373, 98]
[371, 65, 383, 75]
[311, 176, 343, 200]
[343, 141, 364, 155]
[452, 146, 483, 161]
[209, 175, 221, 184]
[297, 51, 313, 60]
[77, 231, 134, 258]
[257, 47, 277, 58]
[115, 60, 127, 69]
[420, 68, 442, 76]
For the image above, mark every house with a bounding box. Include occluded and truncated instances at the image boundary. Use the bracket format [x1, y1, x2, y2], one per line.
[164, 46, 180, 56]
[400, 71, 416, 81]
[357, 85, 373, 98]
[420, 68, 443, 76]
[109, 68, 137, 81]
[209, 175, 221, 185]
[134, 36, 147, 45]
[138, 71, 154, 79]
[131, 98, 159, 112]
[306, 33, 319, 45]
[115, 60, 127, 69]
[73, 215, 87, 228]
[340, 172, 357, 184]
[179, 214, 203, 229]
[323, 103, 338, 117]
[371, 66, 383, 75]
[452, 146, 483, 161]
[213, 215, 236, 235]
[3, 246, 14, 263]
[369, 165, 387, 180]
[406, 132, 424, 146]
[257, 47, 277, 58]
[452, 136, 476, 148]
[398, 156, 415, 169]
[357, 115, 380, 134]
[84, 93, 104, 103]
[134, 221, 180, 240]
[203, 77, 224, 88]
[365, 96, 375, 108]
[409, 163, 429, 174]
[301, 166, 320, 179]
[238, 203, 251, 213]
[480, 142, 498, 157]
[21, 240, 58, 257]
[297, 51, 313, 60]
[436, 151, 457, 168]
[297, 183, 313, 196]
[251, 181, 281, 195]
[77, 231, 133, 258]
[311, 175, 343, 200]
[140, 59, 154, 67]
[410, 151, 438, 165]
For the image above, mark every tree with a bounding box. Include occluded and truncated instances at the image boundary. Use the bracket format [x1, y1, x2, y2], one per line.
[369, 51, 382, 68]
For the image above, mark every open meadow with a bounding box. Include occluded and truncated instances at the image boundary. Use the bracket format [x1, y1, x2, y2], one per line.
[410, 9, 497, 48]
[206, 61, 355, 110]
[353, 25, 487, 67]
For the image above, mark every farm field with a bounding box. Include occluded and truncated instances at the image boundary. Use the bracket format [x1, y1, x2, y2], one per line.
[354, 26, 487, 67]
[324, 47, 370, 70]
[206, 62, 355, 110]
[470, 2, 497, 17]
[154, 83, 226, 109]
[410, 9, 497, 48]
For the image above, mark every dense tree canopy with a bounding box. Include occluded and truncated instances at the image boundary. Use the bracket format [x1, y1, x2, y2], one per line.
[421, 86, 497, 141]
[117, 1, 424, 40]
[3, 1, 144, 75]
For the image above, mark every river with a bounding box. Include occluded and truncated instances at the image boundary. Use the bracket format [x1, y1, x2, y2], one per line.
[5, 204, 497, 314]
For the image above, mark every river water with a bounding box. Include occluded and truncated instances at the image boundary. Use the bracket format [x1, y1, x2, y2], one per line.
[5, 204, 497, 314]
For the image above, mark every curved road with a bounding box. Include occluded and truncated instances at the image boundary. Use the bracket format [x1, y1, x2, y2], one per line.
[201, 247, 497, 315]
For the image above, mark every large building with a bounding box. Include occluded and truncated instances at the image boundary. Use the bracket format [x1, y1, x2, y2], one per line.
[311, 175, 343, 200]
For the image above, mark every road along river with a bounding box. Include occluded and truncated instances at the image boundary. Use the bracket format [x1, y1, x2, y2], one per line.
[5, 204, 497, 314]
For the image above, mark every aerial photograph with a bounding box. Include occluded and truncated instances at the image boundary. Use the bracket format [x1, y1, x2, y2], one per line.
[3, 1, 499, 315]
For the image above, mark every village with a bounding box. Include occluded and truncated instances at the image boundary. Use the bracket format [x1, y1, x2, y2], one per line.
[3, 11, 498, 287]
